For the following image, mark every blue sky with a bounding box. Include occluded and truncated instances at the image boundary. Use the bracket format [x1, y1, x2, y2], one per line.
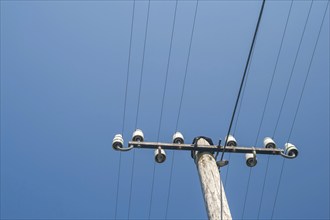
[0, 0, 329, 219]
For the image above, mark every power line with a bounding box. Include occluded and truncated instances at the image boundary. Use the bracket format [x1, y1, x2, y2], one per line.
[221, 2, 266, 219]
[231, 64, 252, 137]
[125, 0, 151, 218]
[165, 1, 199, 218]
[255, 0, 294, 146]
[223, 22, 258, 189]
[271, 2, 329, 219]
[126, 1, 137, 219]
[257, 156, 270, 219]
[271, 1, 314, 218]
[256, 1, 293, 218]
[155, 1, 180, 219]
[114, 153, 122, 219]
[121, 1, 136, 135]
[129, 0, 153, 218]
[218, 0, 266, 162]
[271, 158, 286, 220]
[147, 1, 179, 219]
[287, 3, 329, 142]
[175, 0, 199, 131]
[135, 0, 151, 129]
[272, 0, 314, 139]
[148, 161, 156, 219]
[222, 2, 266, 219]
[165, 151, 175, 219]
[241, 168, 252, 219]
[115, 1, 136, 218]
[156, 0, 178, 143]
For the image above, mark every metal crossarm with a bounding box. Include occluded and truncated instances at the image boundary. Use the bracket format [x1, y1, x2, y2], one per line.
[128, 141, 284, 155]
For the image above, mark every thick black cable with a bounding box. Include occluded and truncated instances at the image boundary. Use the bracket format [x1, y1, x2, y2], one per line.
[224, 36, 256, 188]
[272, 0, 314, 139]
[271, 3, 329, 219]
[223, 3, 266, 219]
[135, 0, 151, 129]
[217, 0, 266, 161]
[256, 2, 293, 219]
[175, 0, 199, 131]
[115, 2, 136, 219]
[147, 1, 179, 219]
[231, 68, 251, 137]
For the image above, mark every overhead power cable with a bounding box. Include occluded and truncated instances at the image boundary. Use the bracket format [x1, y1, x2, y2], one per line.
[156, 0, 178, 143]
[256, 1, 293, 219]
[145, 0, 179, 219]
[224, 20, 258, 189]
[175, 0, 199, 131]
[126, 1, 138, 217]
[159, 1, 179, 219]
[217, 0, 266, 162]
[115, 1, 136, 219]
[271, 1, 314, 218]
[241, 168, 252, 219]
[272, 0, 313, 139]
[135, 0, 151, 130]
[271, 2, 329, 219]
[125, 0, 152, 219]
[222, 2, 266, 219]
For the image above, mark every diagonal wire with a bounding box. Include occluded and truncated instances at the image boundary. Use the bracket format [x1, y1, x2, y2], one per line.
[256, 1, 293, 218]
[156, 0, 178, 143]
[163, 2, 199, 219]
[146, 1, 179, 219]
[154, 1, 180, 219]
[175, 0, 199, 132]
[217, 0, 266, 161]
[287, 1, 329, 142]
[224, 37, 256, 188]
[222, 2, 266, 219]
[164, 151, 175, 219]
[272, 0, 314, 139]
[270, 6, 315, 217]
[256, 156, 270, 219]
[126, 3, 137, 219]
[114, 153, 122, 219]
[115, 1, 136, 219]
[241, 168, 252, 219]
[129, 1, 152, 219]
[135, 0, 151, 130]
[271, 3, 329, 219]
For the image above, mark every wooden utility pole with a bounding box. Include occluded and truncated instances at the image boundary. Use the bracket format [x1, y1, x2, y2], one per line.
[194, 138, 232, 220]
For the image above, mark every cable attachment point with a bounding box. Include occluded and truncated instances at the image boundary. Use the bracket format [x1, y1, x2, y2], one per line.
[217, 160, 229, 168]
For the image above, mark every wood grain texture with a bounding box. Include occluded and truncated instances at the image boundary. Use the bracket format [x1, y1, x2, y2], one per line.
[195, 139, 232, 220]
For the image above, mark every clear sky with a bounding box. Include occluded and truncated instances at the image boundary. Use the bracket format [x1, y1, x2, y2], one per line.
[0, 0, 329, 219]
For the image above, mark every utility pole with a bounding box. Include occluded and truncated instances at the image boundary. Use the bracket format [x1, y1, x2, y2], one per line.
[112, 130, 298, 220]
[194, 138, 231, 220]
